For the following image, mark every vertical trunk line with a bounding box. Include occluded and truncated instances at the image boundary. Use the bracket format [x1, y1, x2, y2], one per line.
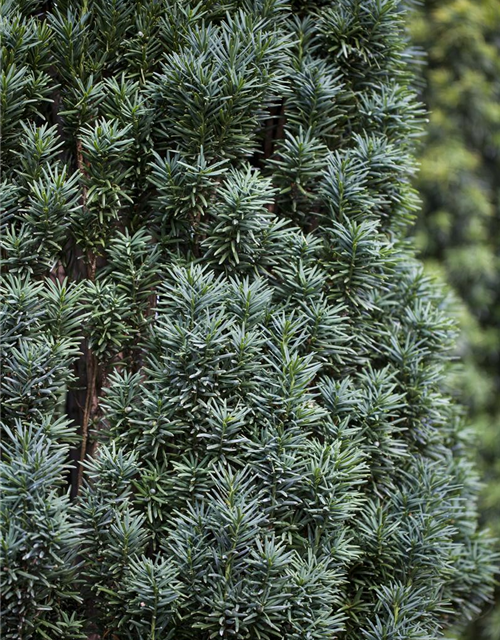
[76, 251, 98, 492]
[77, 348, 96, 489]
[75, 138, 99, 492]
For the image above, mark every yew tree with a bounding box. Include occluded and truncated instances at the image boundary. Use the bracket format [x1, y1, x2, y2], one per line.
[0, 1, 496, 638]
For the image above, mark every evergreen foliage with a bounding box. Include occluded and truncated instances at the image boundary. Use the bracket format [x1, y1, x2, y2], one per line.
[409, 1, 500, 638]
[0, 0, 496, 638]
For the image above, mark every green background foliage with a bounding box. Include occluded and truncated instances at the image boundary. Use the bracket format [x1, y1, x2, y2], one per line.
[409, 1, 500, 638]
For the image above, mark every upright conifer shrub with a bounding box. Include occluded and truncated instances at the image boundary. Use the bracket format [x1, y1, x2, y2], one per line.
[0, 1, 496, 638]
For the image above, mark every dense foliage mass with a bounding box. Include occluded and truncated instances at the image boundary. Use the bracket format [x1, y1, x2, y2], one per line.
[0, 0, 496, 638]
[409, 1, 500, 638]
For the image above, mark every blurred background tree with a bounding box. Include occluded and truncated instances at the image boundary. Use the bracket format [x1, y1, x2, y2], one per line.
[409, 1, 500, 638]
